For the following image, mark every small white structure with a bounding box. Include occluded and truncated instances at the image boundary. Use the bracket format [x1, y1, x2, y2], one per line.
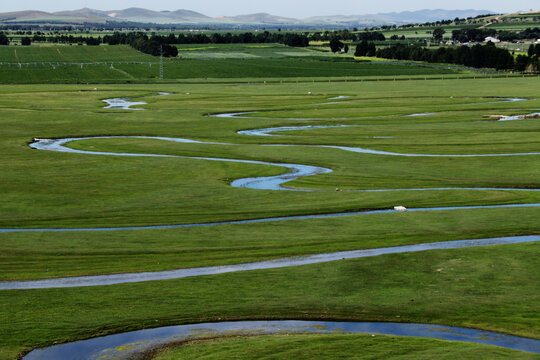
[393, 206, 407, 212]
[484, 37, 500, 43]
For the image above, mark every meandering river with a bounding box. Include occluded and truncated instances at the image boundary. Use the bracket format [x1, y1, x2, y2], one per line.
[6, 93, 539, 358]
[23, 320, 540, 359]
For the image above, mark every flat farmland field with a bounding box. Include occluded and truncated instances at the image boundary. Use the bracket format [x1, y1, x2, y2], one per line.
[0, 44, 155, 63]
[0, 44, 465, 83]
[0, 77, 538, 359]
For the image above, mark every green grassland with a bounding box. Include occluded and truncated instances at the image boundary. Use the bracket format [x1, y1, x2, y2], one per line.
[0, 78, 538, 359]
[152, 333, 538, 360]
[0, 244, 538, 359]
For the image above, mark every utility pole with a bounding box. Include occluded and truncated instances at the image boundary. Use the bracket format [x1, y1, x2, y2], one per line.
[159, 45, 164, 80]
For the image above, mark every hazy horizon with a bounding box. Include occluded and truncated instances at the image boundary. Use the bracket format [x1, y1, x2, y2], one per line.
[1, 1, 538, 18]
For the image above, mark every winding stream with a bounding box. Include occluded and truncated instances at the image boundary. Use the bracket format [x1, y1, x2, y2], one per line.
[2, 203, 540, 235]
[8, 94, 540, 358]
[23, 320, 540, 359]
[1, 235, 538, 290]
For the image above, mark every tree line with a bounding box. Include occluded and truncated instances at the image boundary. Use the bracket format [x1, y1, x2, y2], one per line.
[451, 27, 540, 43]
[374, 41, 537, 71]
[308, 30, 385, 42]
[103, 31, 309, 48]
[0, 32, 8, 45]
[515, 44, 540, 71]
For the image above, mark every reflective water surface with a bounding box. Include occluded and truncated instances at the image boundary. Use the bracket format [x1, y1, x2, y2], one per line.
[102, 98, 146, 110]
[24, 320, 540, 359]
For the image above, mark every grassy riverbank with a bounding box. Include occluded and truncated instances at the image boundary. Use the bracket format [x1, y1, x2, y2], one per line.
[0, 244, 538, 359]
[151, 333, 538, 360]
[0, 78, 538, 359]
[1, 208, 539, 281]
[1, 79, 539, 230]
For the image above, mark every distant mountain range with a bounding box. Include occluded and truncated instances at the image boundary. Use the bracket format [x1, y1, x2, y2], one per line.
[0, 8, 495, 28]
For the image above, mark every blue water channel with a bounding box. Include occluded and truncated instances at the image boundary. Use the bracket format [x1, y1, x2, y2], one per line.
[23, 320, 540, 359]
[1, 235, 538, 290]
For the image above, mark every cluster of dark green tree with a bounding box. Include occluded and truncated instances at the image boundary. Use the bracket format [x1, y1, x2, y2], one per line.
[354, 40, 377, 56]
[389, 35, 406, 41]
[515, 44, 540, 71]
[31, 33, 47, 42]
[527, 44, 540, 57]
[0, 31, 9, 45]
[123, 33, 178, 57]
[452, 27, 540, 42]
[498, 28, 540, 42]
[37, 34, 103, 46]
[376, 42, 519, 70]
[432, 28, 446, 42]
[103, 31, 309, 48]
[97, 31, 178, 56]
[328, 38, 351, 53]
[309, 30, 385, 42]
[357, 32, 386, 41]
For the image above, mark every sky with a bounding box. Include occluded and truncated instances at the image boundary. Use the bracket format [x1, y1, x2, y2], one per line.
[1, 0, 538, 18]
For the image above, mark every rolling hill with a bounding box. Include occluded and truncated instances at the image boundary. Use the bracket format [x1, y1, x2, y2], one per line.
[0, 8, 500, 27]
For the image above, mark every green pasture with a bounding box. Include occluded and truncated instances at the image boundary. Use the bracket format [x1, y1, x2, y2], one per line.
[0, 78, 538, 359]
[152, 333, 538, 360]
[0, 244, 538, 359]
[1, 208, 539, 281]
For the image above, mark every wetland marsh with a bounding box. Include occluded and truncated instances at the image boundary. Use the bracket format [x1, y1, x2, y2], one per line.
[0, 78, 538, 359]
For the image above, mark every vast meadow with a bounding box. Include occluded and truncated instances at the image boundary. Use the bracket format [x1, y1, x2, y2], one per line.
[0, 57, 538, 360]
